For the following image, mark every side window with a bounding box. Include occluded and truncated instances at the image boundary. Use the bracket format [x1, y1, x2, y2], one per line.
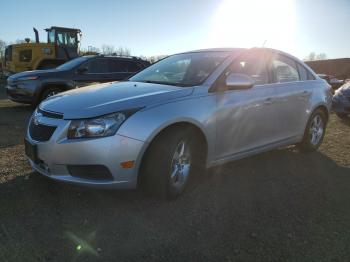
[48, 30, 55, 44]
[226, 53, 269, 85]
[297, 63, 315, 81]
[56, 32, 66, 45]
[127, 61, 142, 73]
[66, 32, 77, 47]
[271, 55, 300, 83]
[5, 46, 12, 62]
[307, 72, 316, 80]
[19, 50, 32, 62]
[83, 59, 109, 73]
[109, 60, 128, 73]
[109, 60, 143, 73]
[297, 64, 307, 81]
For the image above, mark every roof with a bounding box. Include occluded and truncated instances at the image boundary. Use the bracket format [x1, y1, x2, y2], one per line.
[45, 26, 81, 33]
[81, 54, 148, 62]
[183, 48, 247, 53]
[182, 47, 294, 57]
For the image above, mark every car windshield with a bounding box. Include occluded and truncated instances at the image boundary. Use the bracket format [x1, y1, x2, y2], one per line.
[56, 56, 91, 70]
[130, 52, 230, 87]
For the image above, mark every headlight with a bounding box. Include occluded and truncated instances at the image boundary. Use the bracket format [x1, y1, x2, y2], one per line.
[17, 76, 39, 81]
[67, 110, 138, 139]
[334, 90, 344, 97]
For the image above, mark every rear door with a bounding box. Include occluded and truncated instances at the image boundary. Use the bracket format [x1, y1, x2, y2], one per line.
[108, 59, 131, 81]
[108, 59, 144, 81]
[268, 53, 312, 140]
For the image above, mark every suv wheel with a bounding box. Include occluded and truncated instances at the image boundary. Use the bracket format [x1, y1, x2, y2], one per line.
[141, 128, 201, 199]
[298, 109, 327, 152]
[40, 87, 61, 102]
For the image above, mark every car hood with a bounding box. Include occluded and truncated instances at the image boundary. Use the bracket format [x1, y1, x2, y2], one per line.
[336, 82, 350, 96]
[40, 81, 194, 119]
[8, 69, 62, 81]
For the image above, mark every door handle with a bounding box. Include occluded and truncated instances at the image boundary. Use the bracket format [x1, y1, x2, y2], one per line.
[264, 97, 273, 105]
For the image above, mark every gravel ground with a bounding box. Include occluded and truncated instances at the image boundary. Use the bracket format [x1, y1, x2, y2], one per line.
[0, 81, 350, 262]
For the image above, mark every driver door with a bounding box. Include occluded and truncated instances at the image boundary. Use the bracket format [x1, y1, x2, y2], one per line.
[73, 58, 110, 87]
[214, 51, 281, 160]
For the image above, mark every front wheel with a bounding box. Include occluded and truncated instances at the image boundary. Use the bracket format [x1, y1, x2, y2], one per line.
[141, 128, 201, 199]
[298, 109, 327, 152]
[40, 87, 62, 102]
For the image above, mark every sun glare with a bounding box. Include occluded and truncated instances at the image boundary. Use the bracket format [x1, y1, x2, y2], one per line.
[208, 0, 296, 53]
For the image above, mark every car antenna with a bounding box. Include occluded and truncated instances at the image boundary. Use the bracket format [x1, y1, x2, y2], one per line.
[262, 40, 267, 47]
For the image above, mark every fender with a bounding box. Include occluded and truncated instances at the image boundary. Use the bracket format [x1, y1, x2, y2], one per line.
[33, 80, 75, 103]
[118, 94, 216, 168]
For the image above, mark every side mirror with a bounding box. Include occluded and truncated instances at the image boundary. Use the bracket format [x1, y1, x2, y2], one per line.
[225, 73, 255, 90]
[329, 78, 343, 85]
[77, 67, 88, 74]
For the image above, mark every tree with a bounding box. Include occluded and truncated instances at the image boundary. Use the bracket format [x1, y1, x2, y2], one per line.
[0, 39, 6, 59]
[305, 52, 316, 61]
[114, 46, 131, 56]
[101, 45, 131, 56]
[304, 52, 327, 61]
[102, 45, 115, 55]
[147, 55, 167, 63]
[316, 53, 327, 60]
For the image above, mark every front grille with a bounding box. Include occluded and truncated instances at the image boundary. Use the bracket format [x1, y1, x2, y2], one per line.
[29, 120, 57, 142]
[38, 108, 63, 119]
[67, 165, 113, 181]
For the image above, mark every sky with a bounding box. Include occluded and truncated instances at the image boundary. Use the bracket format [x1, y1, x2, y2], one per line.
[1, 0, 350, 59]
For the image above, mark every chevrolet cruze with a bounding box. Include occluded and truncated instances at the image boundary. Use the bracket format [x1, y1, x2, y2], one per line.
[25, 48, 332, 198]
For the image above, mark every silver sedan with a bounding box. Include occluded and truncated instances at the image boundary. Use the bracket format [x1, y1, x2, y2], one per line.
[25, 48, 332, 198]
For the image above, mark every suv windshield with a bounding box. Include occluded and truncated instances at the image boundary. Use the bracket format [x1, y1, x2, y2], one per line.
[56, 56, 91, 70]
[130, 52, 229, 87]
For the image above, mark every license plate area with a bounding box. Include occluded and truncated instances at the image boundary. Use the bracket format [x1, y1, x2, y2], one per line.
[24, 139, 38, 163]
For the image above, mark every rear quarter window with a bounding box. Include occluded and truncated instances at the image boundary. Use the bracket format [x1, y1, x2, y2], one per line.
[297, 63, 315, 81]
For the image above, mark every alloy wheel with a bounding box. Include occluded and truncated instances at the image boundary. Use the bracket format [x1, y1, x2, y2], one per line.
[170, 140, 191, 190]
[309, 115, 324, 146]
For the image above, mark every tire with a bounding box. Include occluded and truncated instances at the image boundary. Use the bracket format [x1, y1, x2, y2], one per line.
[298, 109, 327, 152]
[336, 113, 348, 120]
[40, 87, 62, 102]
[140, 127, 204, 199]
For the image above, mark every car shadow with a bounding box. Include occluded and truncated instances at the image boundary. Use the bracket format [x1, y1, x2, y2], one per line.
[1, 148, 350, 261]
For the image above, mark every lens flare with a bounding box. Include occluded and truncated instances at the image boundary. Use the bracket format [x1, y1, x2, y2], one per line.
[208, 0, 296, 53]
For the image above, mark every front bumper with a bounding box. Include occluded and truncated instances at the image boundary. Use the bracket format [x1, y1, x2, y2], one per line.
[332, 95, 350, 114]
[6, 80, 38, 104]
[26, 114, 146, 189]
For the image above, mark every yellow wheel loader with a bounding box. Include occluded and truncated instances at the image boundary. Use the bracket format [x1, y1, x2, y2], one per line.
[3, 26, 81, 76]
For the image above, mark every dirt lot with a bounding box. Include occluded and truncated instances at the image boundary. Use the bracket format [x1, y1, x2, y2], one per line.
[0, 80, 350, 262]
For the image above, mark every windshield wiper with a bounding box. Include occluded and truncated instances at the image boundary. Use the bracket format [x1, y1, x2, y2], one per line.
[137, 80, 190, 87]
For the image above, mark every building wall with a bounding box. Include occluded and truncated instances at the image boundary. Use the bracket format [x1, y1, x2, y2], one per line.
[305, 58, 350, 79]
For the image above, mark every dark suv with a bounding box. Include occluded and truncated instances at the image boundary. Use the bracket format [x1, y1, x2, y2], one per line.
[5, 55, 150, 105]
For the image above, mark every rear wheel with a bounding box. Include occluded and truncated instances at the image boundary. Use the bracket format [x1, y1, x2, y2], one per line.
[298, 109, 327, 152]
[141, 127, 203, 199]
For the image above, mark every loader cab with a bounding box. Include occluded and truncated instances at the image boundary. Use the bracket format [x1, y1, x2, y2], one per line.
[46, 26, 81, 60]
